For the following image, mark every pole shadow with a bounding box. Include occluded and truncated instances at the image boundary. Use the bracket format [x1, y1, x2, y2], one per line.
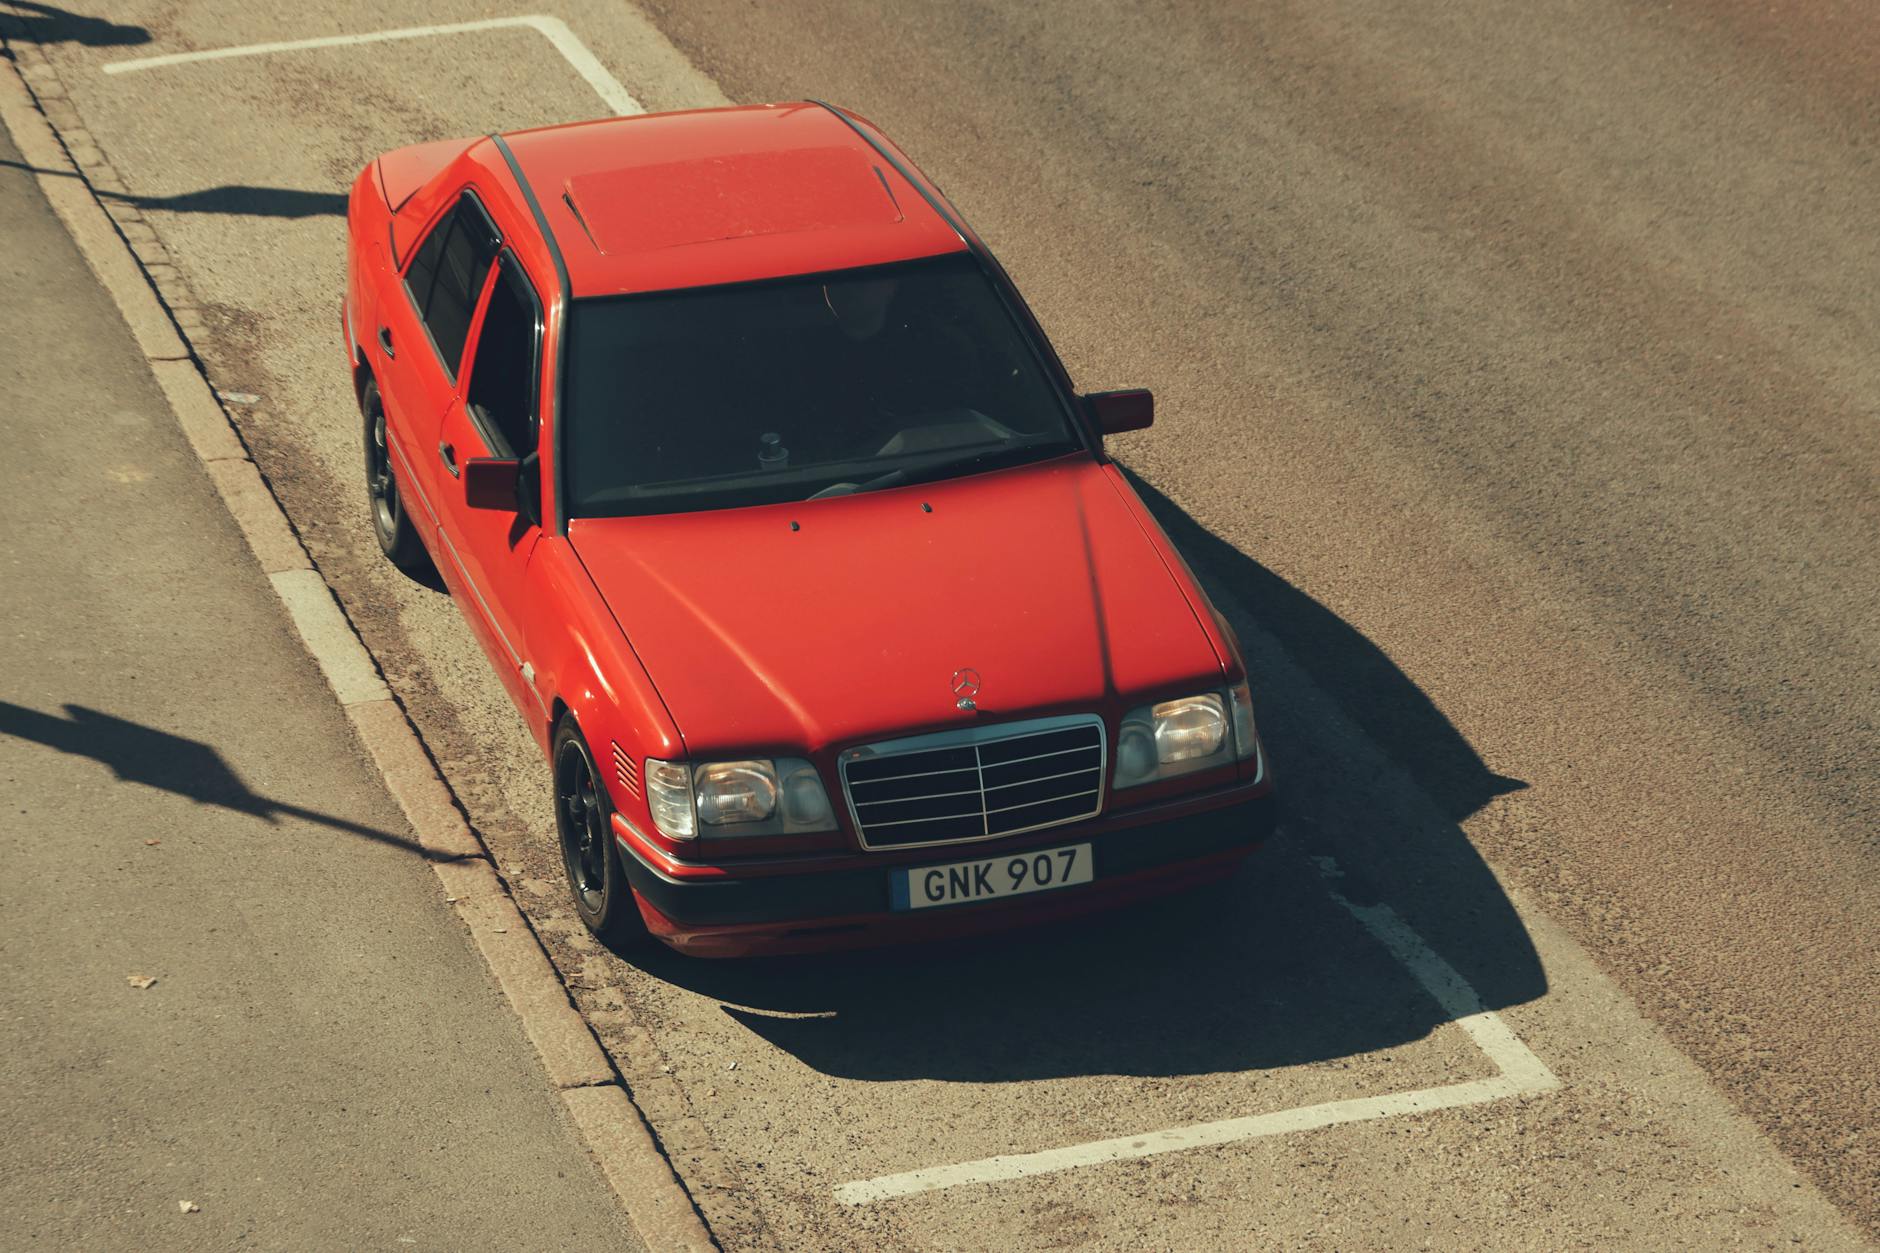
[0, 160, 345, 218]
[628, 469, 1548, 1085]
[112, 183, 348, 218]
[0, 700, 433, 856]
[0, 1, 149, 48]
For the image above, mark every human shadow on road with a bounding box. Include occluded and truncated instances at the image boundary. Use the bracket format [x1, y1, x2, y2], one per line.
[633, 470, 1547, 1084]
[0, 1, 149, 47]
[0, 700, 431, 855]
[0, 160, 345, 218]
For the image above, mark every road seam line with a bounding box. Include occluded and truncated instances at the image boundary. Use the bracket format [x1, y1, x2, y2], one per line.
[0, 32, 713, 1253]
[835, 857, 1559, 1204]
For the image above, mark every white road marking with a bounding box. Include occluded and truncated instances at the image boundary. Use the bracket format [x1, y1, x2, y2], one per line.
[1339, 891, 1559, 1094]
[100, 16, 642, 116]
[92, 15, 1558, 1211]
[836, 862, 1559, 1204]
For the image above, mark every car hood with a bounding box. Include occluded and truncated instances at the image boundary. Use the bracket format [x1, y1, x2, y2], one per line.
[568, 457, 1224, 756]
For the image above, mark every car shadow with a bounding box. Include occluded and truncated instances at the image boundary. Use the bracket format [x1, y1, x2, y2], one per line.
[656, 853, 1498, 1083]
[0, 0, 149, 47]
[628, 466, 1548, 1083]
[0, 160, 346, 218]
[1124, 467, 1529, 824]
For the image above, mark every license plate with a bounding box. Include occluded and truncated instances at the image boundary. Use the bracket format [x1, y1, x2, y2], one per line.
[891, 843, 1094, 911]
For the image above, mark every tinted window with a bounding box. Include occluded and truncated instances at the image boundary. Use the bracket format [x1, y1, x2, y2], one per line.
[402, 203, 454, 316]
[466, 258, 540, 457]
[403, 195, 497, 380]
[562, 255, 1083, 516]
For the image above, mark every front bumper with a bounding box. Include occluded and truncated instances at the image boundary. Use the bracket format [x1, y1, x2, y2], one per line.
[613, 784, 1276, 956]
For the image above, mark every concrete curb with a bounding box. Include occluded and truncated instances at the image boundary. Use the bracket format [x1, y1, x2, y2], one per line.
[0, 39, 717, 1253]
[566, 1087, 721, 1253]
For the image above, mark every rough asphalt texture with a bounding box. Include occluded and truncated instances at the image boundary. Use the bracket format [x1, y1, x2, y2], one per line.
[0, 123, 643, 1250]
[6, 0, 1875, 1246]
[634, 0, 1880, 1228]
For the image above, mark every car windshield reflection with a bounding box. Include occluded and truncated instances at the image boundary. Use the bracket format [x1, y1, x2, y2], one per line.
[562, 254, 1085, 515]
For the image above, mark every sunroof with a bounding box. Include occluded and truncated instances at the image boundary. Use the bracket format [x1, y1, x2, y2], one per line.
[563, 145, 905, 255]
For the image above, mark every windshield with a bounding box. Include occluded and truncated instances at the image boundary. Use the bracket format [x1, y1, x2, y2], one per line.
[561, 254, 1086, 515]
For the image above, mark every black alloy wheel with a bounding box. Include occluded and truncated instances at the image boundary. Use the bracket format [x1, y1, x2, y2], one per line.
[361, 379, 428, 574]
[552, 717, 647, 948]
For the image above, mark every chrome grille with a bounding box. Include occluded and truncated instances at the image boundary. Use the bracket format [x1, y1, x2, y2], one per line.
[841, 716, 1105, 850]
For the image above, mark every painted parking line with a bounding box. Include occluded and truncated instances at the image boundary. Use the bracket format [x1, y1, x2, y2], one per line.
[100, 15, 641, 116]
[91, 14, 1561, 1219]
[836, 858, 1559, 1204]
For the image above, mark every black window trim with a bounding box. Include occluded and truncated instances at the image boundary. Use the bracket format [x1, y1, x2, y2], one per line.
[459, 248, 546, 461]
[556, 251, 1092, 519]
[400, 186, 503, 384]
[489, 134, 571, 535]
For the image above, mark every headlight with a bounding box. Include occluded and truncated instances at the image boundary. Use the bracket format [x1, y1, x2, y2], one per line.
[1154, 694, 1227, 763]
[644, 756, 836, 840]
[646, 759, 697, 839]
[695, 761, 779, 825]
[1113, 688, 1257, 789]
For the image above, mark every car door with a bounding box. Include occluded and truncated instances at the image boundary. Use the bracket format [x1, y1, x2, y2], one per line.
[433, 249, 550, 723]
[375, 191, 500, 542]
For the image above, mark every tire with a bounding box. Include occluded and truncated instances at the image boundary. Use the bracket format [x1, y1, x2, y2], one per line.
[361, 378, 430, 576]
[553, 716, 649, 950]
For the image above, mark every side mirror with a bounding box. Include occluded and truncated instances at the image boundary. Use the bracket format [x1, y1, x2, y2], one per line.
[463, 457, 521, 511]
[1086, 388, 1154, 435]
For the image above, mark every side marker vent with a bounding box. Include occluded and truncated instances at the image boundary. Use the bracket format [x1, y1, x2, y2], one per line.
[612, 742, 641, 798]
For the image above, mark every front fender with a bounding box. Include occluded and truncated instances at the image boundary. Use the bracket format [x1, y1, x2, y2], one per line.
[530, 538, 682, 830]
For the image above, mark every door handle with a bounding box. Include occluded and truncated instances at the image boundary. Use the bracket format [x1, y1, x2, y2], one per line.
[377, 326, 396, 359]
[438, 441, 459, 477]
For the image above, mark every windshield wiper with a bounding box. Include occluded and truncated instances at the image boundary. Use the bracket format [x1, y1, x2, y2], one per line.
[803, 442, 1078, 502]
[893, 442, 1076, 488]
[805, 468, 908, 501]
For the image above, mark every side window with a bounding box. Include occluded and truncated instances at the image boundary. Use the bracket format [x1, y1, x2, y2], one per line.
[402, 194, 498, 380]
[401, 203, 455, 317]
[466, 257, 542, 458]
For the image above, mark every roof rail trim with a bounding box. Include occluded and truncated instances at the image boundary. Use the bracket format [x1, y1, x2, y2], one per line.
[491, 133, 574, 535]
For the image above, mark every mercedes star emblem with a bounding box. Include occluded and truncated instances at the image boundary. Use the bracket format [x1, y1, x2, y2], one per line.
[951, 667, 982, 712]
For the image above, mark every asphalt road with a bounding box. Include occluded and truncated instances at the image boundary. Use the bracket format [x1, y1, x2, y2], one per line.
[634, 0, 1880, 1233]
[0, 122, 643, 1248]
[5, 0, 1874, 1247]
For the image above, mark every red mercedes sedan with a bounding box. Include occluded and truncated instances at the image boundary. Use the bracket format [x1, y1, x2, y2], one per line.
[343, 102, 1274, 956]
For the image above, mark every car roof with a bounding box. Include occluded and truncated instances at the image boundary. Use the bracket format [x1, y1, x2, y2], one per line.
[498, 103, 969, 298]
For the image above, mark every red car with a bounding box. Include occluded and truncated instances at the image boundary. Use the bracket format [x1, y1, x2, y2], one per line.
[343, 103, 1274, 957]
